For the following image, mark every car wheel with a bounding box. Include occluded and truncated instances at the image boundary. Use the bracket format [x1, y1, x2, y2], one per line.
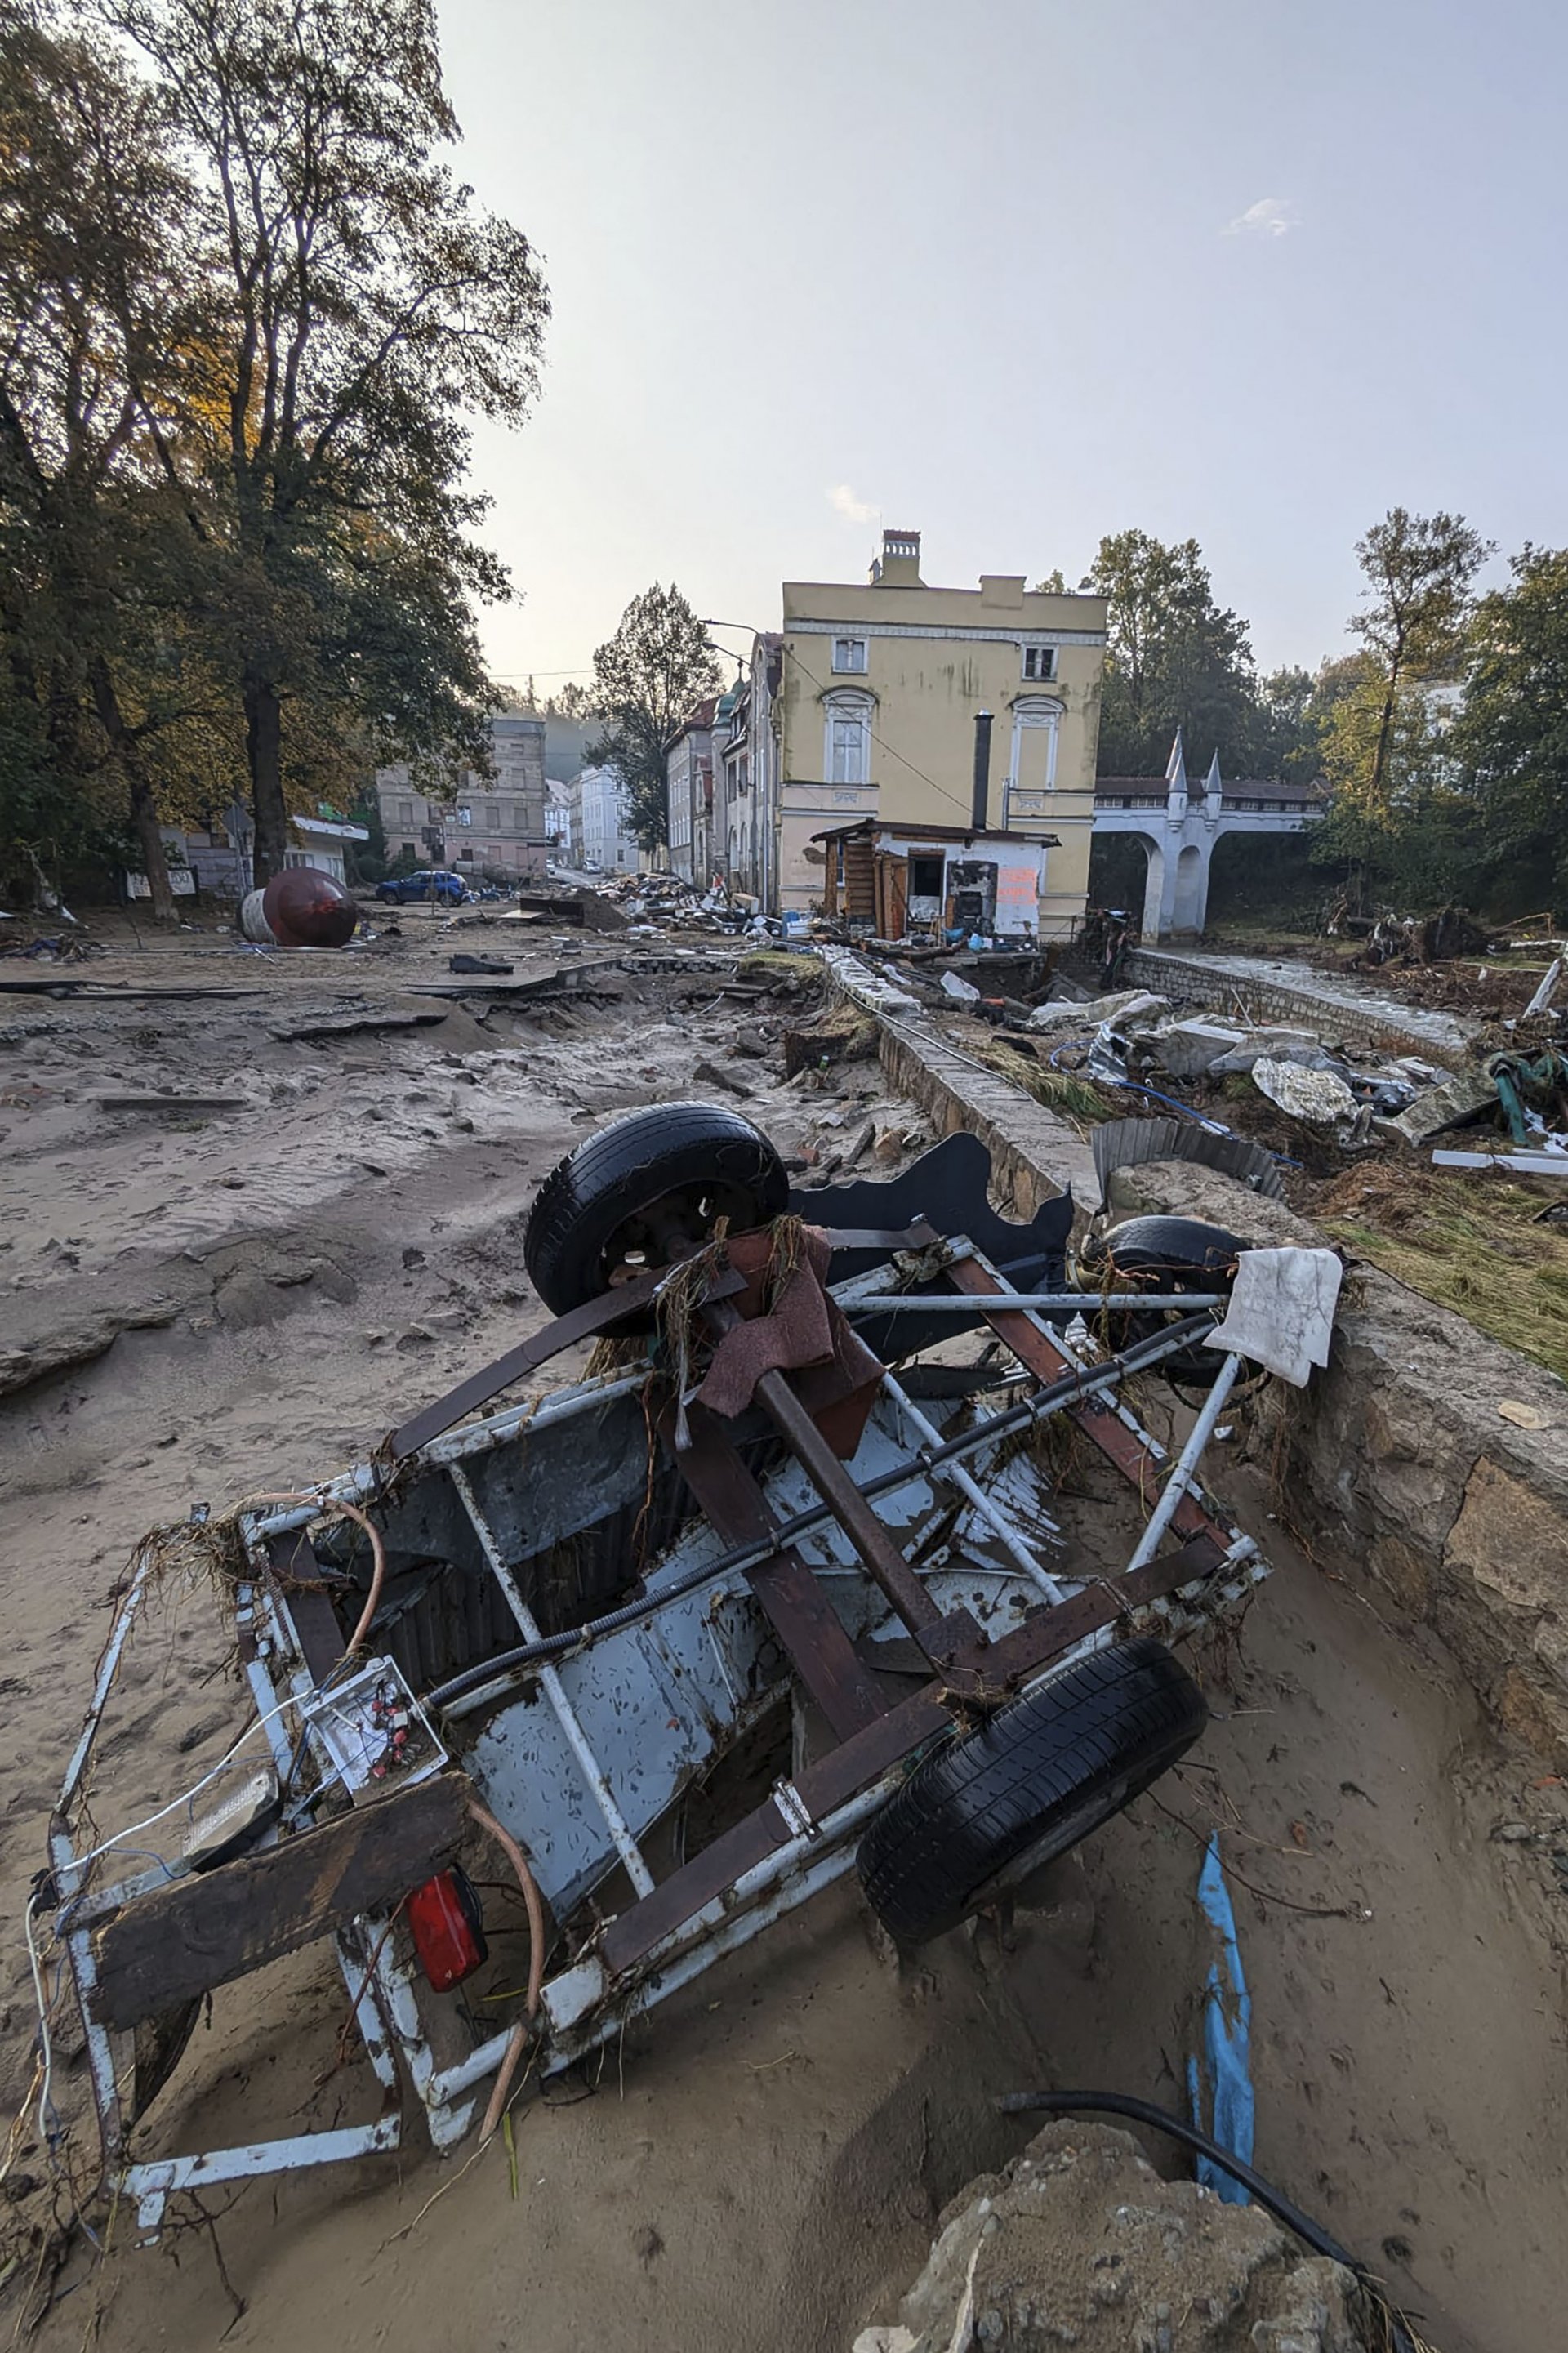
[523, 1102, 791, 1315]
[856, 1638, 1207, 1945]
[1080, 1214, 1248, 1387]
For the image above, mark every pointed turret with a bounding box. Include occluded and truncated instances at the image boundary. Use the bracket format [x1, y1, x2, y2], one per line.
[1165, 729, 1187, 815]
[1203, 750, 1223, 819]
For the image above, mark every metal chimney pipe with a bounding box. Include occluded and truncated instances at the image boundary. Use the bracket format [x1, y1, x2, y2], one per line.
[971, 710, 993, 832]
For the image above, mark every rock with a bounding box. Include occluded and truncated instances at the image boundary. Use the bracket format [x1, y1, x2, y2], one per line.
[733, 1025, 773, 1059]
[940, 969, 982, 1002]
[1389, 1066, 1498, 1145]
[1250, 1058, 1357, 1126]
[870, 2121, 1376, 2352]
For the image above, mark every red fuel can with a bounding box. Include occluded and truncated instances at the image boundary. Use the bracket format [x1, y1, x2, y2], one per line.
[408, 1866, 488, 1990]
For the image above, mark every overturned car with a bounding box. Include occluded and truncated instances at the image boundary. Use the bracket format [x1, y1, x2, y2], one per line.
[42, 1105, 1330, 2232]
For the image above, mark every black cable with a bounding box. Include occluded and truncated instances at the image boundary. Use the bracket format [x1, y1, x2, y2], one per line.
[996, 2092, 1419, 2353]
[421, 1308, 1219, 1711]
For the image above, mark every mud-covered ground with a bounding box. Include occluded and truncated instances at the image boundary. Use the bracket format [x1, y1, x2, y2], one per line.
[2, 916, 1566, 2353]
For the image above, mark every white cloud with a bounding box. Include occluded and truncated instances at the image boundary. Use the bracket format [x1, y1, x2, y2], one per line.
[1224, 197, 1298, 239]
[827, 483, 878, 526]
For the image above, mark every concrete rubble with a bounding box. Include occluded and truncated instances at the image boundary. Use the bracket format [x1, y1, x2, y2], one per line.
[853, 2123, 1375, 2353]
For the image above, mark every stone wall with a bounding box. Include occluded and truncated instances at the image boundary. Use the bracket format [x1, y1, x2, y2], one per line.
[1107, 1161, 1568, 1768]
[1116, 949, 1460, 1063]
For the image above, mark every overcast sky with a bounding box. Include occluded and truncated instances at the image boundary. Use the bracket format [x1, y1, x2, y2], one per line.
[438, 0, 1567, 692]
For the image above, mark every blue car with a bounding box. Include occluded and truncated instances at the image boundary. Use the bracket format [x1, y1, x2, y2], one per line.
[376, 869, 470, 906]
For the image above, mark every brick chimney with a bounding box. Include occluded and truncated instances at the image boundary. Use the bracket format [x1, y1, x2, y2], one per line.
[871, 528, 922, 587]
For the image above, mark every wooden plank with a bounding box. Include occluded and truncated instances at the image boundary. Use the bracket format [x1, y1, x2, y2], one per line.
[90, 1772, 468, 2032]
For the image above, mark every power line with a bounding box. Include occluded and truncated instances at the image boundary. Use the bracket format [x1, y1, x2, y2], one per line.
[706, 617, 1007, 825]
[785, 642, 993, 825]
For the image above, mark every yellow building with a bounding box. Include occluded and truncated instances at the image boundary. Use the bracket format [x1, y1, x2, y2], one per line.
[773, 529, 1107, 937]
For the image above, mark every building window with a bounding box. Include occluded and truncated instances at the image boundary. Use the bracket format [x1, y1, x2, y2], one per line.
[400, 840, 416, 858]
[1021, 646, 1055, 681]
[1007, 695, 1062, 814]
[485, 801, 501, 831]
[824, 693, 872, 786]
[398, 799, 415, 826]
[831, 637, 868, 675]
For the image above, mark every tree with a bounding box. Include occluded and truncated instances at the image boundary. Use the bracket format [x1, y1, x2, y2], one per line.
[0, 0, 220, 918]
[1343, 507, 1491, 818]
[1307, 510, 1492, 911]
[1454, 545, 1568, 914]
[1086, 530, 1263, 777]
[109, 0, 550, 879]
[588, 585, 720, 849]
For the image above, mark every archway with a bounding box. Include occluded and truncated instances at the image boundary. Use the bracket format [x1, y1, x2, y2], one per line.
[1206, 827, 1318, 929]
[1089, 832, 1161, 936]
[1171, 842, 1206, 937]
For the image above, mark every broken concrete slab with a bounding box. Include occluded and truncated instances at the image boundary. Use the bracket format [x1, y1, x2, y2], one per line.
[1390, 1066, 1499, 1145]
[1251, 1057, 1358, 1125]
[1140, 1018, 1248, 1077]
[1027, 987, 1168, 1034]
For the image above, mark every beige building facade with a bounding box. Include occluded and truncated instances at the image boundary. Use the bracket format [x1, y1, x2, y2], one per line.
[773, 531, 1107, 935]
[376, 714, 548, 883]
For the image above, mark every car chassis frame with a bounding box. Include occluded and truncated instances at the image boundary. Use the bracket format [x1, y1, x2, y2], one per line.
[47, 1138, 1269, 2235]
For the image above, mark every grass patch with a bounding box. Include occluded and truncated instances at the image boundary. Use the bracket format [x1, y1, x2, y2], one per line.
[969, 1035, 1116, 1128]
[737, 951, 812, 983]
[1316, 1163, 1568, 1383]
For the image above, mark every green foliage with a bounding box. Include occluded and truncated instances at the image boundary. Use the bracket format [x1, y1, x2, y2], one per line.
[1307, 510, 1491, 911]
[1453, 546, 1568, 915]
[1087, 529, 1263, 776]
[106, 0, 550, 875]
[0, 0, 548, 902]
[587, 584, 721, 850]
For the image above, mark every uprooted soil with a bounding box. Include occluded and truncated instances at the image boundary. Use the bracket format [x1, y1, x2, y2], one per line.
[2, 923, 1566, 2353]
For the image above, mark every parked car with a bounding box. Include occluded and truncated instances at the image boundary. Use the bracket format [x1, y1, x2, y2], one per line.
[375, 869, 470, 906]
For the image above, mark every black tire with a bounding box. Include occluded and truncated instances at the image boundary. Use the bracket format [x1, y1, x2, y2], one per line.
[523, 1101, 791, 1315]
[1082, 1214, 1248, 1388]
[857, 1638, 1207, 1945]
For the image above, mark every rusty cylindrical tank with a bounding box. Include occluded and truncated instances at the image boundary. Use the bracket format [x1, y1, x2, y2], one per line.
[261, 866, 358, 949]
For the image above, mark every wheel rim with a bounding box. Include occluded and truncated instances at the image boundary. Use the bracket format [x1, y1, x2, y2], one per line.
[597, 1177, 773, 1289]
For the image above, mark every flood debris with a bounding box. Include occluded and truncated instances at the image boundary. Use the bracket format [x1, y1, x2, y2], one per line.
[39, 1107, 1343, 2235]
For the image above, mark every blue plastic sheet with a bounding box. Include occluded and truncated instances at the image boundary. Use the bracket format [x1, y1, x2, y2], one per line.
[1187, 1832, 1254, 2202]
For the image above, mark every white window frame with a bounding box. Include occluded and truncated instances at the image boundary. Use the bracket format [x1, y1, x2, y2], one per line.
[823, 691, 873, 787]
[1005, 695, 1064, 818]
[1021, 645, 1056, 682]
[831, 636, 869, 675]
